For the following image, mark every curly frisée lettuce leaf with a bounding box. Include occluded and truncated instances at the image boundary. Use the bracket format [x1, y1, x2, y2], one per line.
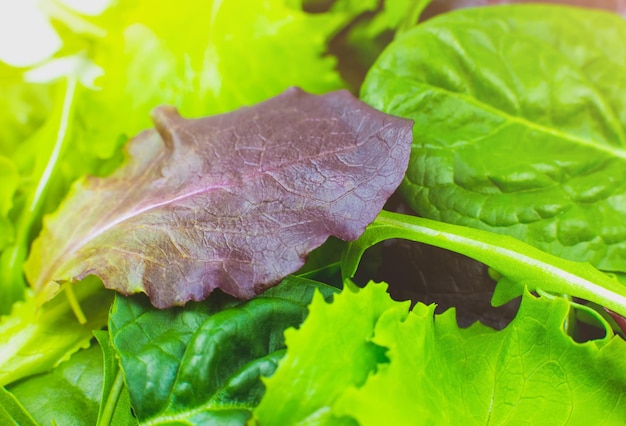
[254, 282, 626, 425]
[25, 88, 412, 308]
[361, 4, 626, 273]
[109, 275, 337, 425]
[252, 282, 398, 426]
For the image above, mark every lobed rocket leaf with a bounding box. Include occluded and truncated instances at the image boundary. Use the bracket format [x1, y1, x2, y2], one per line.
[255, 282, 626, 425]
[25, 88, 412, 308]
[342, 211, 626, 318]
[361, 4, 626, 272]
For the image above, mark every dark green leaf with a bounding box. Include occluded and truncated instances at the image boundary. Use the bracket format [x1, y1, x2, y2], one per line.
[361, 4, 626, 272]
[109, 276, 337, 425]
[94, 331, 136, 426]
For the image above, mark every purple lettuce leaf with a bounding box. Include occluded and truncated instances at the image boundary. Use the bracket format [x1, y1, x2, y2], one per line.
[25, 88, 412, 308]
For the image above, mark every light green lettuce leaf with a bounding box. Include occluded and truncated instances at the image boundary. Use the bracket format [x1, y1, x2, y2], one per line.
[361, 4, 626, 273]
[253, 282, 403, 425]
[255, 282, 626, 425]
[1, 332, 135, 426]
[0, 277, 112, 386]
[82, 0, 347, 152]
[0, 387, 38, 426]
[0, 157, 18, 252]
[7, 344, 104, 425]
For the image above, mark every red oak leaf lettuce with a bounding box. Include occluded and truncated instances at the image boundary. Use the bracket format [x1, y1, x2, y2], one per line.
[25, 88, 412, 308]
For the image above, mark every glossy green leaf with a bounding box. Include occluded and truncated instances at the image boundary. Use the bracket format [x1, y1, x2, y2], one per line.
[94, 331, 136, 426]
[342, 210, 626, 318]
[0, 387, 38, 426]
[361, 4, 626, 272]
[109, 276, 337, 425]
[7, 343, 103, 425]
[255, 282, 626, 424]
[0, 277, 112, 386]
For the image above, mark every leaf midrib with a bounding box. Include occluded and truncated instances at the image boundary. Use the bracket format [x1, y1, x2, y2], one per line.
[379, 68, 626, 160]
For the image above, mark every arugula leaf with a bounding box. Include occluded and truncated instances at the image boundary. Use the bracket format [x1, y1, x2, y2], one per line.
[0, 277, 112, 386]
[343, 210, 626, 318]
[109, 276, 337, 425]
[361, 4, 626, 272]
[26, 89, 412, 308]
[255, 282, 626, 424]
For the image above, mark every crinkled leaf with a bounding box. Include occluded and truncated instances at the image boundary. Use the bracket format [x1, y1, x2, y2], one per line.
[337, 288, 626, 424]
[109, 275, 338, 425]
[0, 277, 112, 386]
[255, 282, 626, 424]
[361, 4, 626, 272]
[26, 88, 412, 308]
[342, 211, 626, 319]
[253, 281, 399, 425]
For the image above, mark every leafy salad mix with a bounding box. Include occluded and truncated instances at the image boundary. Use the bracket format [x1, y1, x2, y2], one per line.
[2, 0, 626, 424]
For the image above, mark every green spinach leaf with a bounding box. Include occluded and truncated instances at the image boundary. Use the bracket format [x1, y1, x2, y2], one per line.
[361, 4, 626, 272]
[94, 331, 136, 426]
